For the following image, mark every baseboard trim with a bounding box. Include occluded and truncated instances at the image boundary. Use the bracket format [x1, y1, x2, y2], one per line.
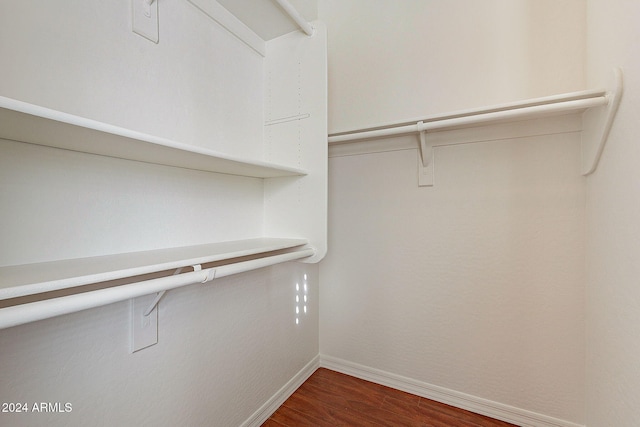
[241, 355, 320, 427]
[319, 354, 584, 427]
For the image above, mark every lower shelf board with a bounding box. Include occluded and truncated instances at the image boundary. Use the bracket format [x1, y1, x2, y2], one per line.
[0, 237, 308, 300]
[0, 239, 313, 330]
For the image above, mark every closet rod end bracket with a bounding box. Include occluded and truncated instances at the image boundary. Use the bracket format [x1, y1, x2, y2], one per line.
[581, 67, 623, 176]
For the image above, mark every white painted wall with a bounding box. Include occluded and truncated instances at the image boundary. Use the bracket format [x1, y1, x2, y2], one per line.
[585, 1, 640, 426]
[0, 262, 318, 426]
[321, 0, 586, 134]
[0, 0, 263, 160]
[0, 1, 318, 425]
[319, 1, 587, 424]
[322, 131, 586, 424]
[0, 139, 264, 266]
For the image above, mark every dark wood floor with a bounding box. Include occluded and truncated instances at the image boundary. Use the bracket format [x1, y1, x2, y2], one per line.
[262, 368, 517, 427]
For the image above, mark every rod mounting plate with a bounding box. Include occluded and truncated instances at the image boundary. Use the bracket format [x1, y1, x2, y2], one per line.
[130, 294, 158, 353]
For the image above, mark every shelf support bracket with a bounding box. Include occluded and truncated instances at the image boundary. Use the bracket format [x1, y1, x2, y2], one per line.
[141, 263, 214, 316]
[417, 122, 434, 187]
[273, 0, 314, 36]
[581, 67, 624, 175]
[143, 267, 183, 316]
[143, 290, 166, 317]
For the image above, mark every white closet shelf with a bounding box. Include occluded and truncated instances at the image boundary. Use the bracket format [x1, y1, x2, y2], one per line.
[188, 0, 315, 57]
[0, 96, 306, 178]
[328, 88, 608, 142]
[0, 237, 309, 300]
[328, 68, 623, 186]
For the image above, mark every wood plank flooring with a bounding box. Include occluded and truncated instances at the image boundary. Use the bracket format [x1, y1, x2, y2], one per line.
[262, 368, 517, 427]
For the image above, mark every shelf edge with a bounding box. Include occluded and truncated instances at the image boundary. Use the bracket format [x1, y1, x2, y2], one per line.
[0, 238, 308, 300]
[328, 88, 607, 139]
[0, 96, 306, 178]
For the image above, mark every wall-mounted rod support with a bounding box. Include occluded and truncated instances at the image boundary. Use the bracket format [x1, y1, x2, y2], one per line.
[273, 0, 314, 36]
[0, 249, 314, 330]
[417, 121, 434, 186]
[144, 291, 166, 317]
[143, 267, 184, 316]
[417, 121, 429, 167]
[581, 67, 623, 175]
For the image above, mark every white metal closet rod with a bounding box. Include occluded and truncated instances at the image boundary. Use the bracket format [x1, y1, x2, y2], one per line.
[274, 0, 314, 36]
[328, 95, 608, 144]
[0, 248, 314, 330]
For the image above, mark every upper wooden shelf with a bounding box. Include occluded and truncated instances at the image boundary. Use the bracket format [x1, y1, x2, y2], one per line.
[0, 96, 307, 178]
[328, 68, 623, 186]
[0, 237, 309, 300]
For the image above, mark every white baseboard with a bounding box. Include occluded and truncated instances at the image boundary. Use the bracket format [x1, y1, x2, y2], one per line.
[319, 354, 584, 427]
[240, 355, 320, 427]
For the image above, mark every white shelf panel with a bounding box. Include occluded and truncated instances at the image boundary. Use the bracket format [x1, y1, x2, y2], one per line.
[0, 96, 306, 178]
[188, 0, 317, 56]
[0, 237, 308, 300]
[328, 88, 608, 141]
[327, 68, 623, 186]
